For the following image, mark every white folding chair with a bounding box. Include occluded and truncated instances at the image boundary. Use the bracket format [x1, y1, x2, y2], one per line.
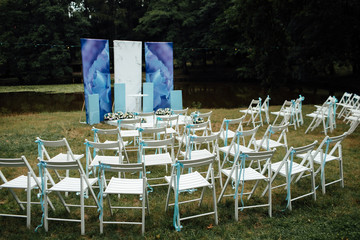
[218, 150, 276, 220]
[190, 111, 213, 133]
[84, 140, 124, 179]
[97, 161, 149, 235]
[36, 137, 84, 183]
[240, 98, 264, 127]
[117, 118, 142, 151]
[37, 139, 99, 235]
[155, 114, 180, 138]
[215, 116, 245, 149]
[255, 123, 289, 151]
[337, 92, 353, 119]
[179, 133, 222, 185]
[176, 121, 210, 154]
[0, 156, 54, 228]
[260, 95, 271, 124]
[271, 100, 298, 129]
[262, 141, 317, 210]
[165, 155, 218, 231]
[296, 132, 348, 194]
[305, 96, 338, 135]
[92, 127, 129, 163]
[171, 108, 190, 132]
[138, 137, 175, 187]
[219, 126, 259, 170]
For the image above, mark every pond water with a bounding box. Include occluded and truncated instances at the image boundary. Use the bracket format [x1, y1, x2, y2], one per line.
[0, 83, 336, 114]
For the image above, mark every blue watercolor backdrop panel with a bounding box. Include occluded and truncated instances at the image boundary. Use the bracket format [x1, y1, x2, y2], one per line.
[81, 38, 112, 123]
[145, 42, 174, 111]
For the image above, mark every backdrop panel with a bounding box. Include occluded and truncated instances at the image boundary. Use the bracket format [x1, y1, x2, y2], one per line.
[145, 42, 174, 111]
[114, 40, 142, 112]
[81, 38, 111, 124]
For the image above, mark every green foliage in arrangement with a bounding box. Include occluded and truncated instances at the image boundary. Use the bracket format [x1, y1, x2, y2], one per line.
[0, 107, 359, 239]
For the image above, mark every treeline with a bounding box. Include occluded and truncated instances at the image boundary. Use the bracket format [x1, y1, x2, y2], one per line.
[0, 0, 359, 86]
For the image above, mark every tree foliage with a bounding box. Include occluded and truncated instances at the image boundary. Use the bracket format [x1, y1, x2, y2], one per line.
[0, 0, 359, 85]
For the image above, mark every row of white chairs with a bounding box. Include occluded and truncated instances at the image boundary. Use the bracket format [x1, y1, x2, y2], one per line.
[1, 98, 357, 235]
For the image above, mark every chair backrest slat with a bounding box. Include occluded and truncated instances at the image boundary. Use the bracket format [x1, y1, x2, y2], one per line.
[100, 162, 144, 173]
[39, 138, 67, 147]
[41, 160, 79, 170]
[177, 155, 215, 168]
[292, 141, 318, 155]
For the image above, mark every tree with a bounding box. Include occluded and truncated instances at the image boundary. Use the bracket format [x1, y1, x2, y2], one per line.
[0, 0, 90, 84]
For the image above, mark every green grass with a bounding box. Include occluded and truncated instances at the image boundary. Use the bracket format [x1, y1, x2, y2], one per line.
[0, 84, 84, 94]
[0, 106, 359, 239]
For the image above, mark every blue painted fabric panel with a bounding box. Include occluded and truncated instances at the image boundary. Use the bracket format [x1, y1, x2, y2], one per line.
[81, 38, 112, 124]
[145, 42, 174, 111]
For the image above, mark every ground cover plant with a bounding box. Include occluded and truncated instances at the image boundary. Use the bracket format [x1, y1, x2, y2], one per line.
[0, 106, 359, 239]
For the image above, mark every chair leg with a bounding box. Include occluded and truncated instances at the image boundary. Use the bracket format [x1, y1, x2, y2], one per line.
[100, 196, 104, 234]
[268, 178, 272, 217]
[80, 180, 85, 235]
[339, 158, 344, 188]
[311, 171, 316, 201]
[322, 168, 326, 195]
[212, 178, 218, 225]
[44, 191, 48, 232]
[165, 184, 172, 212]
[142, 193, 145, 236]
[27, 172, 31, 229]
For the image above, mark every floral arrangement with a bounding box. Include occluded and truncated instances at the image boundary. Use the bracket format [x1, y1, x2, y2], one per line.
[191, 111, 205, 124]
[155, 108, 172, 115]
[104, 111, 135, 121]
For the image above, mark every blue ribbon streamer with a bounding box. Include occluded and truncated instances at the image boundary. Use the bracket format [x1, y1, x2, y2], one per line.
[333, 97, 338, 129]
[173, 162, 184, 231]
[95, 163, 111, 221]
[234, 153, 248, 211]
[35, 161, 47, 232]
[320, 138, 332, 188]
[258, 97, 262, 124]
[92, 128, 99, 158]
[267, 127, 274, 151]
[290, 100, 295, 124]
[35, 139, 43, 159]
[266, 95, 271, 124]
[84, 141, 93, 177]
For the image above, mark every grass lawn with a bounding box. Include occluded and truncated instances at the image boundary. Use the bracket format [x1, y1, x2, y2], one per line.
[0, 106, 359, 239]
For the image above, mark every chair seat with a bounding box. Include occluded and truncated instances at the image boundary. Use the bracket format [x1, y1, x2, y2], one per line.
[219, 145, 254, 156]
[165, 171, 211, 191]
[306, 112, 327, 119]
[297, 151, 339, 164]
[103, 140, 129, 148]
[271, 161, 310, 176]
[222, 167, 267, 181]
[48, 177, 97, 192]
[120, 130, 139, 138]
[105, 177, 144, 195]
[271, 111, 290, 117]
[49, 153, 83, 162]
[240, 107, 260, 114]
[143, 152, 172, 166]
[255, 139, 286, 150]
[91, 155, 123, 166]
[180, 149, 215, 159]
[1, 175, 40, 189]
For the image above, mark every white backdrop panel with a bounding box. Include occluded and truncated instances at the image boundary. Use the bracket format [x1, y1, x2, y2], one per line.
[114, 40, 142, 112]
